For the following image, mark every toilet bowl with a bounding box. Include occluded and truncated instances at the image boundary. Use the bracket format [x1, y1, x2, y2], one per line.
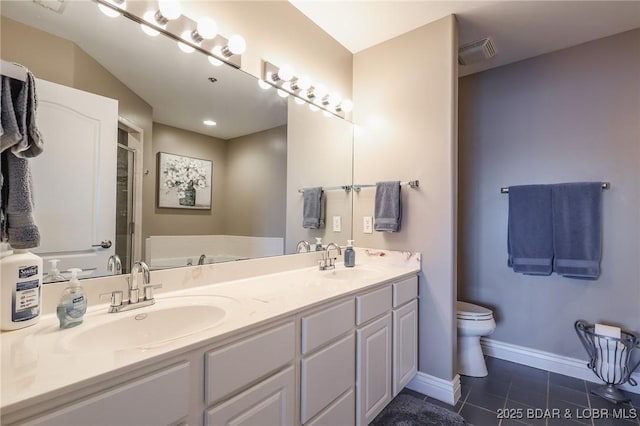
[457, 301, 496, 377]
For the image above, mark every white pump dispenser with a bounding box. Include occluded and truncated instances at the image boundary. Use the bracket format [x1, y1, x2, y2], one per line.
[45, 259, 65, 283]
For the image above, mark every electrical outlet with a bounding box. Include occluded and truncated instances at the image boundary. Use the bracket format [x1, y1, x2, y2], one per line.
[363, 216, 373, 234]
[332, 215, 342, 232]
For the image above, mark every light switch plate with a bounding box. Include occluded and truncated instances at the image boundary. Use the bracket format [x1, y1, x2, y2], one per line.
[363, 216, 373, 234]
[332, 215, 342, 232]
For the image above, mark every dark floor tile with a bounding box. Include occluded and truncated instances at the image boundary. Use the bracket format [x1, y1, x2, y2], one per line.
[550, 383, 589, 407]
[466, 389, 507, 412]
[509, 384, 548, 410]
[550, 373, 588, 392]
[460, 403, 501, 426]
[472, 376, 512, 397]
[504, 400, 547, 426]
[589, 392, 635, 411]
[593, 414, 639, 426]
[502, 419, 532, 426]
[548, 418, 593, 426]
[399, 387, 427, 400]
[425, 396, 457, 411]
[511, 375, 549, 395]
[547, 400, 592, 425]
[514, 364, 550, 382]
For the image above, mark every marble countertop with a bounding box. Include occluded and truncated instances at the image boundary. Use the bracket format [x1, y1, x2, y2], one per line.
[0, 248, 420, 412]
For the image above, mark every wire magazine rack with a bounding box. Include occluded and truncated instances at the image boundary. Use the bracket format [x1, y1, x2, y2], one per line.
[575, 320, 640, 404]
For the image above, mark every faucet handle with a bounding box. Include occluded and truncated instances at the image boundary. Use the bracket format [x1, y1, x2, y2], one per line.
[143, 283, 163, 301]
[99, 290, 123, 307]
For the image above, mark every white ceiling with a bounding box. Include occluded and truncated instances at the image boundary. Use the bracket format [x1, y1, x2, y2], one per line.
[289, 1, 640, 76]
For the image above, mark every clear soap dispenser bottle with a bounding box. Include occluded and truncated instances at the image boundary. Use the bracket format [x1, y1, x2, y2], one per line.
[56, 268, 87, 329]
[315, 237, 323, 251]
[44, 259, 65, 283]
[344, 240, 356, 267]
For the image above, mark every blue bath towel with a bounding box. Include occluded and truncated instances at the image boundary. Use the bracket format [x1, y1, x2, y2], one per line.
[551, 182, 602, 279]
[507, 185, 553, 275]
[374, 181, 401, 232]
[302, 187, 325, 229]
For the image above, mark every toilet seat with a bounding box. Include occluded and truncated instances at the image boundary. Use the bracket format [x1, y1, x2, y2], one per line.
[457, 301, 493, 320]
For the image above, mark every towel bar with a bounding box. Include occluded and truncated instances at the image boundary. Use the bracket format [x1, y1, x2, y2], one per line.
[501, 182, 610, 194]
[298, 185, 352, 193]
[353, 180, 419, 193]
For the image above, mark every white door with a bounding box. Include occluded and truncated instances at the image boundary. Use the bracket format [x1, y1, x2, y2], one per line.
[356, 313, 392, 426]
[30, 78, 118, 278]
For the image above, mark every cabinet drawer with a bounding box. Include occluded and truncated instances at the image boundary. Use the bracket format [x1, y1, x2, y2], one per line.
[301, 333, 355, 423]
[205, 366, 295, 426]
[28, 363, 190, 426]
[301, 298, 355, 354]
[306, 389, 355, 426]
[356, 286, 391, 325]
[205, 322, 295, 406]
[393, 276, 418, 308]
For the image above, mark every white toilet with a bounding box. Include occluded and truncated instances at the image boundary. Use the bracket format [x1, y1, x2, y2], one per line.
[457, 301, 496, 377]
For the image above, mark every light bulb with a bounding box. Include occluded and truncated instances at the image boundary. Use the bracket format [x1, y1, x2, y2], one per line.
[181, 30, 199, 47]
[294, 97, 305, 105]
[208, 54, 223, 66]
[209, 46, 224, 65]
[277, 64, 294, 82]
[258, 79, 271, 90]
[158, 0, 181, 20]
[312, 84, 327, 99]
[323, 110, 332, 118]
[197, 17, 217, 40]
[203, 119, 217, 126]
[178, 32, 195, 53]
[339, 99, 354, 112]
[295, 75, 312, 91]
[141, 11, 161, 35]
[227, 35, 246, 55]
[98, 3, 120, 17]
[277, 89, 289, 98]
[282, 82, 292, 92]
[327, 92, 341, 107]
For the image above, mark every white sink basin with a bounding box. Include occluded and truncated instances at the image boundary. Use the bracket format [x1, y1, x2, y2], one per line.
[317, 266, 381, 281]
[62, 295, 236, 351]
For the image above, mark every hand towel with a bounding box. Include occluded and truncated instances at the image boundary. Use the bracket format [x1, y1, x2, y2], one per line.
[374, 181, 401, 232]
[302, 187, 325, 229]
[551, 182, 602, 279]
[0, 70, 43, 249]
[507, 184, 553, 275]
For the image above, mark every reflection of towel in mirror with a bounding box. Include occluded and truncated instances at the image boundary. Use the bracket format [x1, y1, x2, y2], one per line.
[302, 187, 325, 229]
[1, 70, 44, 248]
[374, 181, 401, 232]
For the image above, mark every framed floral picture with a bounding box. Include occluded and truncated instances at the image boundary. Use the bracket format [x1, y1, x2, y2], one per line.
[157, 152, 213, 209]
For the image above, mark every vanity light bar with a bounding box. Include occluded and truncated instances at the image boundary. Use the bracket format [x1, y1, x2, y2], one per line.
[93, 0, 245, 69]
[261, 60, 353, 118]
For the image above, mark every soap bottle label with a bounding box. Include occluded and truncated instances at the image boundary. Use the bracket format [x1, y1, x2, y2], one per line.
[13, 264, 41, 322]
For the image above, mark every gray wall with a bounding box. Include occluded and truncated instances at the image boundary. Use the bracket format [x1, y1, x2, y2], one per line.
[458, 29, 640, 359]
[353, 16, 458, 381]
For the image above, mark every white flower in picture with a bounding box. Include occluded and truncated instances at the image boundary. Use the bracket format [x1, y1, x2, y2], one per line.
[158, 153, 212, 209]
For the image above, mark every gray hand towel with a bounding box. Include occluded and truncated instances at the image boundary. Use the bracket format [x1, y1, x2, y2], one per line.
[0, 70, 43, 248]
[551, 182, 602, 279]
[374, 181, 401, 232]
[302, 187, 325, 229]
[507, 185, 553, 275]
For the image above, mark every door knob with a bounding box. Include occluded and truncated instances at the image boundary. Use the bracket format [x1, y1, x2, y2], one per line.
[92, 240, 112, 249]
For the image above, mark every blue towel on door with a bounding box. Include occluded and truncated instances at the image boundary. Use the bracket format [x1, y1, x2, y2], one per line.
[551, 182, 602, 279]
[507, 185, 553, 275]
[374, 181, 401, 232]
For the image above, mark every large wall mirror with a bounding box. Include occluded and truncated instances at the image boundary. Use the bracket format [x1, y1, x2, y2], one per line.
[1, 0, 353, 281]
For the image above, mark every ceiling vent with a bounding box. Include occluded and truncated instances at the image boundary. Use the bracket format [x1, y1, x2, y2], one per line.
[33, 0, 66, 13]
[458, 37, 497, 66]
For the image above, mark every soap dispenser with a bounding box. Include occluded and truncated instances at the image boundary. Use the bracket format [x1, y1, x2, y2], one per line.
[315, 237, 323, 251]
[344, 240, 356, 268]
[44, 259, 65, 283]
[56, 268, 87, 329]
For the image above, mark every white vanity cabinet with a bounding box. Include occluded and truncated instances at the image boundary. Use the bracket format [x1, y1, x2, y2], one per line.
[23, 362, 191, 426]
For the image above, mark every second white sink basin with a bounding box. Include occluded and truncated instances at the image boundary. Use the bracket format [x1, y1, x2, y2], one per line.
[62, 296, 236, 352]
[318, 265, 380, 281]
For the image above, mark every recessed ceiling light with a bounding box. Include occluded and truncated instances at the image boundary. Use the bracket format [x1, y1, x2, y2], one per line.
[203, 119, 217, 126]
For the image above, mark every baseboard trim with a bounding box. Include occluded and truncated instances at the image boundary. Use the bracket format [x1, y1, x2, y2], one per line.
[406, 372, 462, 405]
[481, 338, 639, 395]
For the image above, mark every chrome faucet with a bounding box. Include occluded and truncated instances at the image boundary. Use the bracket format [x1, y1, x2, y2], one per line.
[103, 260, 162, 313]
[198, 254, 207, 265]
[107, 254, 122, 275]
[296, 240, 311, 253]
[319, 242, 342, 270]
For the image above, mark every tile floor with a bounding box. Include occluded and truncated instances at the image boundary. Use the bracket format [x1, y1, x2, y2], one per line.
[402, 356, 640, 426]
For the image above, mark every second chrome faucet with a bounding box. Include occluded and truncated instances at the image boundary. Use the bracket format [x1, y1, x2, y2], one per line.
[105, 260, 162, 313]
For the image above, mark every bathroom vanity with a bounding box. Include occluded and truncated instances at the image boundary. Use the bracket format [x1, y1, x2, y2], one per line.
[0, 249, 420, 426]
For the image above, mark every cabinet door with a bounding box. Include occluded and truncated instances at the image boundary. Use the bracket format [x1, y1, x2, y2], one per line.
[393, 299, 418, 396]
[205, 366, 295, 426]
[27, 363, 190, 426]
[356, 313, 392, 426]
